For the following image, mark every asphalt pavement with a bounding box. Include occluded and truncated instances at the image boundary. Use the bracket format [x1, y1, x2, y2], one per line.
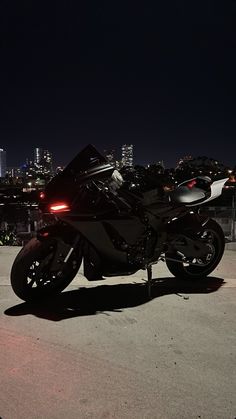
[0, 246, 236, 419]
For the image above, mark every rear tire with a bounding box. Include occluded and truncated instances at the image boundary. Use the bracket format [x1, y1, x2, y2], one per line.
[165, 219, 225, 280]
[11, 238, 82, 301]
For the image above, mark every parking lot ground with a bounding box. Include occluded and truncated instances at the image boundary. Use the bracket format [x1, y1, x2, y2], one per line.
[0, 247, 236, 419]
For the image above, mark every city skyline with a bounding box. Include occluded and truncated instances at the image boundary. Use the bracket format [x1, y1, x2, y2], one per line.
[0, 3, 235, 169]
[1, 144, 236, 169]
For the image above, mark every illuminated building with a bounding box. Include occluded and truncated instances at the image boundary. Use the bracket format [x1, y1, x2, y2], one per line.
[33, 148, 54, 176]
[34, 147, 43, 165]
[121, 144, 134, 168]
[6, 167, 23, 178]
[0, 148, 6, 177]
[42, 150, 53, 175]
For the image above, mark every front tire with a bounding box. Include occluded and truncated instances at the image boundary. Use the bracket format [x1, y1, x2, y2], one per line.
[165, 219, 225, 280]
[11, 238, 82, 301]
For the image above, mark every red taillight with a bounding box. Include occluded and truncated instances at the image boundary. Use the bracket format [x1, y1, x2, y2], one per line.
[187, 179, 197, 189]
[49, 202, 70, 213]
[39, 192, 45, 199]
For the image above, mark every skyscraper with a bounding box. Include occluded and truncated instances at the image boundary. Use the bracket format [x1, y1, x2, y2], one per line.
[42, 149, 53, 175]
[121, 144, 134, 168]
[34, 147, 43, 165]
[0, 148, 6, 177]
[33, 148, 53, 176]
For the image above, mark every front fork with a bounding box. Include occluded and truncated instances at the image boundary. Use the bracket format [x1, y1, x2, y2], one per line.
[49, 235, 82, 271]
[37, 226, 82, 272]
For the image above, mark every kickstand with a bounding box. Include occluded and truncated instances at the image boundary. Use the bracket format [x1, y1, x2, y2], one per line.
[147, 265, 153, 299]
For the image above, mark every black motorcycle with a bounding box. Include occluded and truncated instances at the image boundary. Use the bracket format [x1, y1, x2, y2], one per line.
[11, 145, 228, 301]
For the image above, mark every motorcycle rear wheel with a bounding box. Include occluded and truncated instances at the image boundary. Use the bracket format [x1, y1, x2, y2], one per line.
[165, 219, 225, 280]
[11, 238, 82, 301]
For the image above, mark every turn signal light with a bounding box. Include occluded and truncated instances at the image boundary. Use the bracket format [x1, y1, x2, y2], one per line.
[49, 202, 70, 213]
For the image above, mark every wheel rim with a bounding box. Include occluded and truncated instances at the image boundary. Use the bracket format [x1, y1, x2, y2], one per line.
[26, 243, 78, 291]
[182, 228, 220, 276]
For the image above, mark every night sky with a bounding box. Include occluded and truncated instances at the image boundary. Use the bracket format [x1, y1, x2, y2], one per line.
[0, 2, 235, 168]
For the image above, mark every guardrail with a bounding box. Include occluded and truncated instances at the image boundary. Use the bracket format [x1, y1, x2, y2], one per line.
[199, 206, 235, 242]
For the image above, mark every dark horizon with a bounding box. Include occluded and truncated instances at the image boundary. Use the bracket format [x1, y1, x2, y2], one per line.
[1, 2, 235, 169]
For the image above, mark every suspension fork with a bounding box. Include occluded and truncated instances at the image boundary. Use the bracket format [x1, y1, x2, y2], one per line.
[49, 234, 82, 271]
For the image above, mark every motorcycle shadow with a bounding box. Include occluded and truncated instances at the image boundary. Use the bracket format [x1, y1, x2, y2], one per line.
[5, 275, 225, 321]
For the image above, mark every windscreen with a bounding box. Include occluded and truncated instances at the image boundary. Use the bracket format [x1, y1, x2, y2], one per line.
[44, 144, 112, 201]
[62, 144, 108, 176]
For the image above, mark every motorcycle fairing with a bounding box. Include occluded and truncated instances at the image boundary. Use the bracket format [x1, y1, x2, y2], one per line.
[169, 177, 228, 206]
[193, 178, 228, 205]
[42, 144, 114, 207]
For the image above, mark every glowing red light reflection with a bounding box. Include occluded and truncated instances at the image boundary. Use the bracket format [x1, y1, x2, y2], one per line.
[49, 203, 70, 213]
[187, 179, 197, 189]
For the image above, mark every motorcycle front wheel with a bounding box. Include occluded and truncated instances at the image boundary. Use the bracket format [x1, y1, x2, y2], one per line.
[11, 238, 82, 301]
[165, 219, 225, 280]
